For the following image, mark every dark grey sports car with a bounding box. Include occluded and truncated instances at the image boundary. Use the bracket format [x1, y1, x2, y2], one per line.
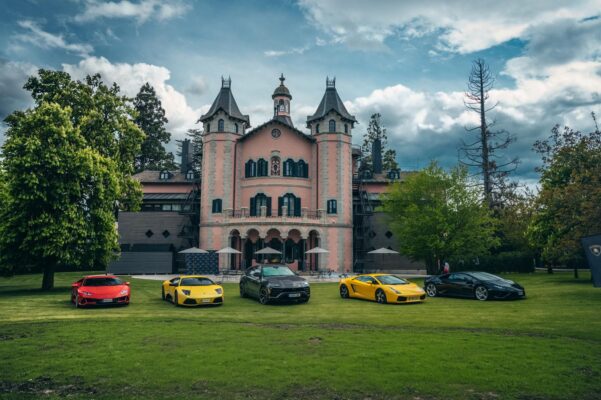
[424, 271, 526, 301]
[240, 264, 310, 304]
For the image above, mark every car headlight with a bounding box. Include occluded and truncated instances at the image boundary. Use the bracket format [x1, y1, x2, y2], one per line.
[491, 284, 505, 290]
[181, 289, 191, 296]
[301, 281, 309, 287]
[268, 282, 281, 288]
[389, 287, 401, 294]
[119, 289, 129, 296]
[215, 288, 223, 294]
[80, 291, 93, 296]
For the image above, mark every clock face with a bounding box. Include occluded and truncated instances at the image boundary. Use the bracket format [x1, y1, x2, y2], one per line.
[271, 129, 281, 138]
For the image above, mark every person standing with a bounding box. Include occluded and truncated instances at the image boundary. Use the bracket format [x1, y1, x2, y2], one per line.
[443, 261, 450, 274]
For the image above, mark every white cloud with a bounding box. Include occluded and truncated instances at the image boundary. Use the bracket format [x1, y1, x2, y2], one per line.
[185, 76, 208, 96]
[13, 20, 93, 57]
[74, 0, 190, 23]
[298, 0, 601, 53]
[62, 56, 206, 139]
[264, 46, 310, 57]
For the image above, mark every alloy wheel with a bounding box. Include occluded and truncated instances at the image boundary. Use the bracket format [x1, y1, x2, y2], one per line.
[340, 285, 349, 298]
[240, 284, 247, 298]
[376, 289, 387, 304]
[174, 292, 179, 306]
[259, 288, 269, 305]
[426, 283, 437, 297]
[475, 286, 489, 301]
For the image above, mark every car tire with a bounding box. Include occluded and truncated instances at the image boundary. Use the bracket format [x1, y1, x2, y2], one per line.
[240, 283, 247, 298]
[74, 294, 80, 308]
[425, 283, 438, 297]
[474, 285, 489, 301]
[375, 289, 387, 304]
[174, 292, 179, 306]
[161, 287, 165, 301]
[259, 287, 270, 305]
[340, 284, 350, 298]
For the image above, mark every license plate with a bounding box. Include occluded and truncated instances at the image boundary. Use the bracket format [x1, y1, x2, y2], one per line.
[518, 291, 524, 296]
[202, 298, 211, 303]
[288, 293, 301, 298]
[101, 299, 113, 303]
[408, 297, 420, 301]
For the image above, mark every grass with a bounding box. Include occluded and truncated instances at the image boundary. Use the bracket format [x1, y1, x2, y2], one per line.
[1, 272, 600, 400]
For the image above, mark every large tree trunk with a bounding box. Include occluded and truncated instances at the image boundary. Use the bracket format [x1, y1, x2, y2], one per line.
[479, 68, 492, 208]
[41, 263, 55, 290]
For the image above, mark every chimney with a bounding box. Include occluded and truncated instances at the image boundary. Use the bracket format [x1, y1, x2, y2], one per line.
[180, 139, 190, 173]
[372, 138, 382, 175]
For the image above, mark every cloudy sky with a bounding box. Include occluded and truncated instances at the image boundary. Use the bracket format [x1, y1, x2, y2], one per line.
[1, 0, 600, 184]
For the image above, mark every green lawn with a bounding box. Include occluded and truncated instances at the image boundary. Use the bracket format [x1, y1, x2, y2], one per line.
[1, 272, 600, 400]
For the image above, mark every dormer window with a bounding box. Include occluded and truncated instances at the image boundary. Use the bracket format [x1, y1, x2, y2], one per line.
[159, 170, 170, 180]
[329, 119, 336, 132]
[186, 170, 195, 180]
[218, 119, 225, 132]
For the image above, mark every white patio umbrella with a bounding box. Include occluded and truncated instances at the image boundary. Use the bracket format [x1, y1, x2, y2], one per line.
[305, 247, 329, 254]
[216, 247, 242, 270]
[216, 247, 242, 254]
[368, 247, 399, 271]
[255, 246, 282, 255]
[368, 247, 399, 254]
[178, 247, 208, 254]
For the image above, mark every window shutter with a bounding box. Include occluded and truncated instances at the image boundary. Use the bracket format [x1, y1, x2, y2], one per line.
[294, 197, 301, 216]
[250, 197, 256, 216]
[278, 197, 283, 216]
[303, 163, 309, 178]
[245, 161, 250, 178]
[266, 197, 272, 216]
[333, 200, 337, 214]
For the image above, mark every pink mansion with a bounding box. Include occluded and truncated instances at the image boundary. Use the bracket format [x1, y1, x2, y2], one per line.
[198, 76, 356, 272]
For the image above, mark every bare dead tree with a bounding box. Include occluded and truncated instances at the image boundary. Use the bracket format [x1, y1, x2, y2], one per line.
[461, 58, 519, 209]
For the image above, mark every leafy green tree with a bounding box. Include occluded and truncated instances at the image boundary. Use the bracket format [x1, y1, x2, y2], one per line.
[360, 113, 399, 172]
[0, 103, 119, 289]
[382, 162, 499, 274]
[528, 116, 601, 267]
[22, 70, 144, 211]
[133, 83, 176, 172]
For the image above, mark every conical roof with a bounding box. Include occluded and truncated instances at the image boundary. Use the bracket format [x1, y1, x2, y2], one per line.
[272, 73, 292, 99]
[307, 77, 356, 125]
[199, 77, 250, 124]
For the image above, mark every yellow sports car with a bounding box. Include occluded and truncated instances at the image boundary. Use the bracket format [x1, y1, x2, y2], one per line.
[161, 275, 224, 306]
[339, 274, 426, 304]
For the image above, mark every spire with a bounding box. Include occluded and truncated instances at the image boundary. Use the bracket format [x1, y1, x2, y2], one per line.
[199, 76, 250, 125]
[272, 74, 293, 127]
[272, 73, 292, 99]
[307, 77, 356, 126]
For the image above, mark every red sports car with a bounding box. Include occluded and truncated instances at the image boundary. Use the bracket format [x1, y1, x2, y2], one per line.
[71, 275, 130, 307]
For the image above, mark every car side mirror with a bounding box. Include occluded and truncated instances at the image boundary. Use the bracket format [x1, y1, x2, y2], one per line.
[169, 283, 178, 287]
[216, 281, 222, 285]
[125, 282, 130, 286]
[71, 283, 79, 288]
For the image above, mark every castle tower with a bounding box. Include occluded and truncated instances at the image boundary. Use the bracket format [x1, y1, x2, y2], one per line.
[198, 77, 250, 250]
[306, 77, 357, 271]
[272, 73, 293, 126]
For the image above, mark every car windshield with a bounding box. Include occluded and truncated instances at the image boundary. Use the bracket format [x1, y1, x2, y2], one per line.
[376, 275, 409, 285]
[83, 277, 123, 286]
[180, 277, 214, 286]
[468, 272, 504, 282]
[262, 266, 295, 277]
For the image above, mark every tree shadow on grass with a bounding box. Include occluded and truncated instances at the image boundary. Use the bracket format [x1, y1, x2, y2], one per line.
[0, 287, 70, 298]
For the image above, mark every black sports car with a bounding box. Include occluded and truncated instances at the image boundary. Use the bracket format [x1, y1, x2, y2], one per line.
[240, 264, 310, 304]
[424, 271, 526, 301]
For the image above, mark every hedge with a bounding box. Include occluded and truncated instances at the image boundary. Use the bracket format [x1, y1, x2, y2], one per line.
[450, 251, 536, 274]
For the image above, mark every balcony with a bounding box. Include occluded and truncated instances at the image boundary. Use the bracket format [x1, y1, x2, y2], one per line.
[223, 206, 325, 223]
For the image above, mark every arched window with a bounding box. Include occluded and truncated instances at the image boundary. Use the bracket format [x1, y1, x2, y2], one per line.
[327, 199, 337, 214]
[235, 123, 239, 133]
[212, 199, 222, 213]
[218, 119, 225, 132]
[257, 159, 268, 177]
[271, 156, 281, 176]
[344, 124, 349, 134]
[245, 160, 257, 178]
[279, 193, 300, 216]
[186, 169, 195, 180]
[250, 193, 271, 216]
[278, 99, 285, 112]
[283, 159, 297, 177]
[297, 160, 308, 178]
[315, 124, 320, 134]
[329, 119, 336, 132]
[159, 170, 169, 180]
